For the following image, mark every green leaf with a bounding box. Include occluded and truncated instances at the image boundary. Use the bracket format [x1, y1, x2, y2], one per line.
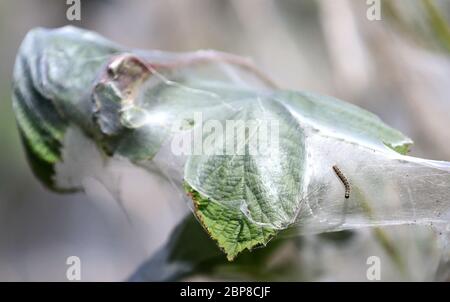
[12, 26, 121, 189]
[276, 91, 413, 154]
[129, 214, 304, 281]
[183, 96, 307, 260]
[181, 89, 412, 260]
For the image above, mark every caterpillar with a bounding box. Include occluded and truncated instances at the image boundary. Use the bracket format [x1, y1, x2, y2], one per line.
[332, 165, 350, 199]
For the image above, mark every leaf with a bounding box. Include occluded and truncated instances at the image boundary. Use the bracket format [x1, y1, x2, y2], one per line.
[128, 214, 303, 281]
[275, 91, 413, 154]
[12, 26, 121, 190]
[183, 97, 306, 260]
[181, 89, 413, 260]
[12, 26, 450, 263]
[128, 215, 223, 281]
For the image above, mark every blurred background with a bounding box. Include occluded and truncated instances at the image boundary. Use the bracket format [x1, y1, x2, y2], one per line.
[0, 0, 449, 281]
